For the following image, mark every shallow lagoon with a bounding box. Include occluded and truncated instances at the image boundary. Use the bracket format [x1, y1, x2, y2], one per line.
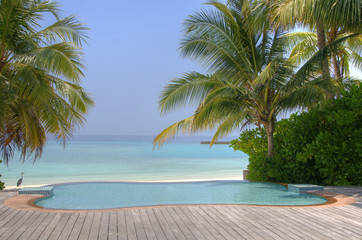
[1, 136, 247, 187]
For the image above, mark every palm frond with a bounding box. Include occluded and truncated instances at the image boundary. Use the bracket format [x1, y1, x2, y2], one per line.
[159, 72, 220, 114]
[35, 16, 89, 46]
[153, 116, 196, 148]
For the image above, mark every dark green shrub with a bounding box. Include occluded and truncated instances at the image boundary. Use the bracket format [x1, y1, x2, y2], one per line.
[0, 160, 4, 190]
[231, 83, 362, 186]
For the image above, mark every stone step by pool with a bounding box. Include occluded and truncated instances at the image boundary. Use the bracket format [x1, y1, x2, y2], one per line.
[18, 187, 53, 195]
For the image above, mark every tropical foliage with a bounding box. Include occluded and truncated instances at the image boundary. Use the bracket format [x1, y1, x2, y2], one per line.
[153, 0, 331, 157]
[0, 160, 4, 190]
[0, 0, 93, 163]
[231, 83, 362, 186]
[266, 0, 362, 81]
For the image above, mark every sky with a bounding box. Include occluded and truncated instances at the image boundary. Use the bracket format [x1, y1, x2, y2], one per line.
[55, 0, 215, 136]
[52, 0, 361, 137]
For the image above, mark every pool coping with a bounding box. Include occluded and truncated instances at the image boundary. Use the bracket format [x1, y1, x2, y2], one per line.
[3, 190, 356, 213]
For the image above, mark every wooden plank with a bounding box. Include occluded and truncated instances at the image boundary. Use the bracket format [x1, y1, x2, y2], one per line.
[240, 207, 296, 240]
[138, 209, 157, 240]
[0, 192, 16, 203]
[98, 212, 110, 240]
[18, 212, 49, 240]
[180, 207, 217, 240]
[0, 207, 13, 223]
[206, 206, 254, 240]
[132, 209, 147, 240]
[171, 207, 207, 240]
[211, 206, 257, 240]
[193, 206, 235, 240]
[166, 207, 197, 240]
[125, 210, 138, 240]
[78, 212, 95, 240]
[6, 211, 42, 240]
[0, 210, 34, 239]
[46, 213, 72, 240]
[328, 206, 362, 219]
[37, 213, 63, 240]
[28, 213, 58, 240]
[237, 207, 295, 240]
[146, 208, 168, 240]
[0, 205, 9, 215]
[0, 210, 29, 237]
[186, 206, 228, 240]
[0, 208, 18, 229]
[57, 213, 79, 240]
[252, 207, 313, 240]
[68, 213, 87, 240]
[293, 208, 361, 238]
[223, 206, 271, 240]
[289, 208, 359, 238]
[117, 210, 128, 240]
[219, 206, 269, 240]
[108, 212, 118, 240]
[158, 207, 187, 240]
[88, 212, 102, 240]
[274, 208, 332, 239]
[152, 207, 177, 240]
[315, 207, 362, 228]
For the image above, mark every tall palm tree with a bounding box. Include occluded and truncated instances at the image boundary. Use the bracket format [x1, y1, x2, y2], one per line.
[153, 0, 327, 157]
[0, 0, 93, 163]
[266, 0, 362, 80]
[285, 31, 362, 80]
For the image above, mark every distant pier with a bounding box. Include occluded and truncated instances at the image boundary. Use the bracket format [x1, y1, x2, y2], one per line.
[200, 141, 231, 144]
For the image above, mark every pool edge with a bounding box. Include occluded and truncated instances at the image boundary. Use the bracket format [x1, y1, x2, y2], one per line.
[3, 190, 356, 213]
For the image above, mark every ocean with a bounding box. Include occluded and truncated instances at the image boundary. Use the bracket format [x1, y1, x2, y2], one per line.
[0, 136, 248, 188]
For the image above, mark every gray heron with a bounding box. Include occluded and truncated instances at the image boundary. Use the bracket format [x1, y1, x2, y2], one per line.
[17, 172, 24, 187]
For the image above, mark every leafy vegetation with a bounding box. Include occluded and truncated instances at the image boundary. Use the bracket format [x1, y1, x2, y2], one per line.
[153, 0, 332, 158]
[0, 0, 94, 163]
[0, 160, 4, 190]
[265, 0, 362, 81]
[231, 83, 362, 186]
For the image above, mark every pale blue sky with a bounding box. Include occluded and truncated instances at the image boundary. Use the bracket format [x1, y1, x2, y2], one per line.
[56, 0, 215, 136]
[55, 0, 361, 137]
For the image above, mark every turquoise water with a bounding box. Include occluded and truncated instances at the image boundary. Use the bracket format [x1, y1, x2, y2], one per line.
[35, 181, 327, 209]
[1, 136, 247, 187]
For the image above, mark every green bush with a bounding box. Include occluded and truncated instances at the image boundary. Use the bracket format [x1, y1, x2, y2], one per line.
[0, 160, 4, 190]
[231, 83, 362, 186]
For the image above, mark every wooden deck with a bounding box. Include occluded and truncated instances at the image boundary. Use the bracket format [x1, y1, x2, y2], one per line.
[0, 186, 361, 240]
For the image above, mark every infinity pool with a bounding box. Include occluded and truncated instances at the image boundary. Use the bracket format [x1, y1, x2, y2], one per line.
[34, 181, 327, 210]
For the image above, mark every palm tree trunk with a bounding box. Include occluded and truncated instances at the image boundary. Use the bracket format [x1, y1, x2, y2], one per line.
[332, 53, 341, 79]
[0, 58, 5, 72]
[316, 22, 330, 79]
[330, 27, 341, 79]
[265, 121, 274, 158]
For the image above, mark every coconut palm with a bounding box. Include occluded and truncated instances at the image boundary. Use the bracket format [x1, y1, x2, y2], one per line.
[0, 0, 93, 163]
[285, 31, 362, 80]
[265, 0, 362, 80]
[153, 0, 328, 157]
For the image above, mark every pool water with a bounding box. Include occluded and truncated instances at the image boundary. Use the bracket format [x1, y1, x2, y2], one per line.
[34, 181, 327, 210]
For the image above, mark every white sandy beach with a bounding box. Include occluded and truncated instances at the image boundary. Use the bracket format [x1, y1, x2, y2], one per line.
[4, 176, 244, 190]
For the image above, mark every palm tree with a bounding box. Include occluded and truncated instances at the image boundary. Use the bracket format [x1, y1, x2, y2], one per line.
[285, 31, 362, 80]
[0, 0, 94, 163]
[153, 0, 327, 157]
[266, 0, 362, 80]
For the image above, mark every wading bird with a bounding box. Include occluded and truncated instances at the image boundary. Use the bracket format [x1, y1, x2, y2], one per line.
[17, 172, 24, 187]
